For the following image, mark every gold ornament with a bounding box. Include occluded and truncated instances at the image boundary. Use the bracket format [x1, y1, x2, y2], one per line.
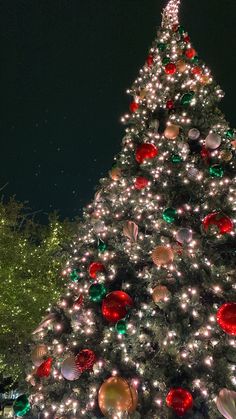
[31, 344, 48, 367]
[200, 74, 211, 85]
[152, 246, 174, 266]
[123, 221, 139, 242]
[176, 60, 187, 73]
[139, 88, 147, 99]
[98, 376, 138, 417]
[220, 150, 233, 162]
[109, 166, 122, 181]
[164, 124, 180, 140]
[152, 285, 170, 304]
[216, 388, 236, 419]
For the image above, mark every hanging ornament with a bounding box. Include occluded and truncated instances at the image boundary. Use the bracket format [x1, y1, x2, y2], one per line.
[172, 24, 179, 32]
[89, 262, 105, 279]
[200, 74, 211, 85]
[102, 291, 133, 322]
[157, 42, 166, 51]
[183, 35, 190, 43]
[163, 208, 177, 223]
[226, 129, 234, 139]
[209, 164, 224, 178]
[152, 285, 170, 304]
[205, 133, 221, 149]
[146, 54, 154, 67]
[165, 63, 177, 75]
[93, 219, 106, 234]
[162, 57, 170, 65]
[171, 154, 183, 164]
[89, 283, 107, 302]
[36, 358, 53, 378]
[220, 150, 233, 162]
[166, 388, 193, 416]
[181, 91, 195, 106]
[202, 212, 233, 234]
[139, 88, 147, 99]
[185, 48, 196, 59]
[164, 124, 180, 140]
[123, 221, 139, 242]
[13, 395, 31, 417]
[134, 176, 149, 190]
[61, 356, 80, 381]
[188, 128, 200, 140]
[135, 143, 158, 164]
[109, 165, 122, 181]
[176, 60, 187, 73]
[201, 145, 210, 160]
[166, 99, 174, 110]
[216, 388, 236, 419]
[129, 101, 139, 113]
[217, 303, 236, 336]
[70, 269, 80, 282]
[191, 66, 202, 75]
[98, 239, 107, 253]
[98, 376, 138, 416]
[115, 319, 127, 335]
[73, 294, 84, 310]
[32, 312, 56, 334]
[152, 246, 174, 266]
[178, 25, 185, 35]
[31, 344, 48, 367]
[75, 349, 97, 373]
[176, 228, 193, 244]
[231, 140, 236, 149]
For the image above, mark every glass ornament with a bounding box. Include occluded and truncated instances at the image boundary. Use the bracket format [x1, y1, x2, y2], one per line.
[171, 154, 183, 164]
[152, 285, 170, 304]
[202, 212, 233, 234]
[152, 246, 174, 266]
[135, 143, 158, 164]
[134, 176, 149, 190]
[75, 349, 97, 373]
[166, 388, 193, 416]
[216, 388, 236, 419]
[176, 228, 193, 244]
[115, 319, 127, 335]
[163, 208, 177, 223]
[61, 356, 80, 381]
[188, 128, 200, 140]
[98, 376, 138, 416]
[209, 164, 224, 178]
[36, 358, 53, 378]
[205, 133, 221, 149]
[181, 91, 195, 106]
[165, 63, 177, 75]
[164, 124, 180, 140]
[217, 303, 236, 336]
[129, 102, 139, 113]
[13, 395, 31, 417]
[89, 262, 105, 279]
[102, 291, 133, 322]
[89, 283, 107, 302]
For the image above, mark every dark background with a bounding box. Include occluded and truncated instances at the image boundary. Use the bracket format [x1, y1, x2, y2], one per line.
[0, 0, 235, 219]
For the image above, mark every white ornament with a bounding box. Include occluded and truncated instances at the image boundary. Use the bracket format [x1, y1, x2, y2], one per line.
[123, 221, 139, 242]
[176, 228, 193, 244]
[216, 389, 236, 419]
[32, 313, 55, 335]
[188, 128, 200, 140]
[205, 133, 221, 149]
[93, 220, 106, 234]
[61, 356, 80, 381]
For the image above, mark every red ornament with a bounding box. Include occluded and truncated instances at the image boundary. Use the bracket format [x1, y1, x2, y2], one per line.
[166, 388, 193, 417]
[202, 212, 233, 234]
[201, 145, 210, 160]
[172, 24, 179, 32]
[36, 358, 53, 378]
[191, 66, 202, 75]
[89, 262, 105, 279]
[73, 294, 84, 310]
[135, 143, 158, 164]
[129, 102, 139, 113]
[102, 291, 133, 322]
[185, 48, 196, 59]
[146, 54, 154, 67]
[183, 35, 190, 43]
[217, 303, 236, 335]
[134, 176, 149, 190]
[75, 349, 97, 372]
[166, 99, 174, 110]
[165, 63, 177, 75]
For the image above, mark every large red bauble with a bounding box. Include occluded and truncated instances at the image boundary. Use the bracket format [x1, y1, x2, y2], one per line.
[135, 143, 158, 164]
[202, 212, 233, 234]
[134, 176, 149, 190]
[36, 358, 53, 378]
[146, 54, 154, 67]
[185, 48, 196, 59]
[102, 291, 133, 322]
[165, 63, 177, 75]
[166, 388, 193, 416]
[89, 262, 105, 279]
[75, 349, 97, 372]
[217, 303, 236, 335]
[129, 102, 139, 113]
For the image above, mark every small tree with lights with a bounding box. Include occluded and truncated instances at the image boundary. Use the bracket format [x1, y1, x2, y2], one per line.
[17, 1, 236, 418]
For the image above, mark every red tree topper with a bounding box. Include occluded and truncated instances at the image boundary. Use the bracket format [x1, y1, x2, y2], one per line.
[166, 388, 193, 416]
[102, 291, 133, 322]
[217, 303, 236, 335]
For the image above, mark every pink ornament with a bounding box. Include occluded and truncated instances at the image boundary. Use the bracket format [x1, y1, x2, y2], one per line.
[216, 389, 236, 419]
[123, 221, 138, 242]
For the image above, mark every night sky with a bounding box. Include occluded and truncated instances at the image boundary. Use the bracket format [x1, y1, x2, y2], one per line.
[1, 0, 236, 219]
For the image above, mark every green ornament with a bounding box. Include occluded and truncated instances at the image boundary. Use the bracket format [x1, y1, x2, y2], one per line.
[70, 269, 79, 282]
[162, 57, 170, 65]
[226, 129, 234, 139]
[171, 154, 183, 164]
[163, 208, 177, 223]
[181, 91, 195, 106]
[209, 164, 224, 178]
[98, 239, 107, 253]
[192, 56, 199, 64]
[115, 319, 127, 335]
[89, 283, 107, 302]
[13, 395, 31, 417]
[157, 42, 166, 51]
[178, 25, 185, 35]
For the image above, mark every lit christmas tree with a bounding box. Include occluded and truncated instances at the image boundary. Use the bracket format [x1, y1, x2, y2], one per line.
[19, 1, 236, 418]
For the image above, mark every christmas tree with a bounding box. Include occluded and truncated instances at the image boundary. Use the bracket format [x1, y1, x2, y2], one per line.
[19, 0, 236, 418]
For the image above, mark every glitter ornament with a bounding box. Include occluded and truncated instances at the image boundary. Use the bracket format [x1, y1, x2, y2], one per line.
[191, 66, 202, 75]
[165, 63, 177, 75]
[162, 57, 170, 65]
[102, 291, 133, 322]
[61, 356, 80, 381]
[32, 344, 48, 367]
[176, 60, 187, 73]
[185, 48, 196, 59]
[164, 124, 180, 140]
[36, 358, 53, 378]
[115, 319, 127, 335]
[220, 150, 233, 162]
[205, 133, 221, 149]
[135, 143, 158, 163]
[70, 269, 80, 282]
[202, 212, 233, 234]
[152, 246, 174, 266]
[13, 395, 31, 417]
[109, 166, 122, 181]
[171, 154, 183, 164]
[123, 220, 139, 242]
[89, 283, 107, 302]
[216, 388, 236, 419]
[181, 91, 195, 106]
[146, 54, 154, 67]
[89, 262, 105, 279]
[226, 129, 234, 139]
[129, 102, 139, 113]
[75, 349, 97, 373]
[98, 239, 107, 253]
[163, 207, 177, 223]
[152, 285, 170, 304]
[134, 176, 149, 190]
[209, 164, 224, 178]
[98, 376, 138, 416]
[188, 128, 200, 140]
[176, 228, 193, 244]
[217, 303, 236, 336]
[157, 42, 166, 51]
[166, 99, 174, 110]
[166, 388, 193, 416]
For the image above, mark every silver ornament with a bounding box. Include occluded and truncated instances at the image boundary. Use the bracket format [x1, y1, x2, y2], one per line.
[61, 356, 80, 381]
[205, 133, 221, 149]
[188, 128, 200, 140]
[176, 228, 193, 244]
[216, 389, 236, 419]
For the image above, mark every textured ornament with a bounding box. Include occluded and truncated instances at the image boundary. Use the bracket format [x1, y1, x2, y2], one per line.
[200, 74, 211, 85]
[176, 60, 187, 73]
[134, 176, 149, 190]
[201, 145, 210, 160]
[13, 395, 31, 417]
[166, 388, 193, 416]
[217, 303, 236, 335]
[205, 133, 221, 149]
[181, 91, 195, 106]
[123, 221, 139, 242]
[152, 285, 170, 304]
[188, 128, 200, 140]
[98, 376, 138, 416]
[73, 294, 84, 310]
[36, 358, 53, 378]
[226, 129, 234, 139]
[102, 291, 133, 322]
[165, 63, 177, 75]
[109, 166, 122, 181]
[202, 212, 233, 234]
[191, 66, 202, 75]
[32, 312, 56, 334]
[89, 262, 105, 279]
[146, 54, 154, 67]
[209, 164, 224, 178]
[176, 228, 193, 244]
[185, 48, 196, 59]
[75, 349, 97, 373]
[171, 154, 183, 164]
[216, 388, 236, 419]
[220, 150, 233, 162]
[164, 124, 180, 140]
[32, 344, 48, 367]
[89, 283, 107, 302]
[163, 208, 177, 223]
[152, 246, 174, 266]
[115, 319, 127, 335]
[70, 269, 80, 282]
[135, 143, 158, 163]
[129, 102, 139, 113]
[166, 99, 174, 110]
[98, 239, 107, 253]
[61, 356, 80, 381]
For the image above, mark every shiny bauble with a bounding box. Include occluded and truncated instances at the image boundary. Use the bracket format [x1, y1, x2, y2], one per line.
[200, 74, 211, 85]
[166, 99, 174, 110]
[205, 133, 221, 149]
[102, 291, 133, 323]
[226, 129, 234, 139]
[185, 48, 196, 59]
[135, 143, 158, 164]
[209, 164, 224, 178]
[129, 102, 139, 113]
[188, 128, 200, 140]
[220, 150, 233, 162]
[181, 91, 195, 106]
[202, 212, 233, 234]
[191, 66, 202, 75]
[216, 388, 236, 419]
[36, 357, 53, 378]
[75, 349, 96, 373]
[134, 176, 149, 190]
[176, 228, 193, 244]
[115, 319, 127, 335]
[152, 246, 174, 266]
[152, 285, 170, 304]
[93, 220, 106, 234]
[162, 208, 177, 224]
[13, 395, 31, 417]
[109, 166, 122, 181]
[123, 220, 138, 242]
[176, 60, 187, 73]
[165, 63, 177, 75]
[166, 388, 193, 416]
[217, 303, 236, 336]
[164, 124, 180, 140]
[139, 88, 147, 99]
[89, 283, 107, 302]
[98, 376, 138, 416]
[146, 54, 154, 67]
[61, 356, 80, 381]
[89, 262, 105, 279]
[31, 344, 48, 367]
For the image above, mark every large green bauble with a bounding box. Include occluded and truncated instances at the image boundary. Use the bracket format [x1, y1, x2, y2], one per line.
[98, 239, 107, 253]
[115, 319, 127, 335]
[70, 269, 79, 282]
[209, 164, 224, 178]
[13, 395, 30, 417]
[89, 283, 107, 302]
[162, 57, 170, 65]
[163, 208, 177, 223]
[181, 92, 195, 106]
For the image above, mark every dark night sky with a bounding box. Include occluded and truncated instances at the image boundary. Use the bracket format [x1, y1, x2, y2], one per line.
[1, 0, 236, 219]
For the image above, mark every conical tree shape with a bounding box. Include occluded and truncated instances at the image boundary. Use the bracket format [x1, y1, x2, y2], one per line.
[24, 1, 236, 418]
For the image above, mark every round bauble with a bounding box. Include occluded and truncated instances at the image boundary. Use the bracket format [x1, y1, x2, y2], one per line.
[188, 128, 200, 140]
[75, 349, 97, 373]
[209, 164, 224, 178]
[129, 102, 139, 113]
[181, 91, 195, 106]
[164, 124, 180, 140]
[166, 388, 193, 416]
[31, 344, 48, 367]
[61, 356, 80, 381]
[176, 60, 187, 73]
[191, 66, 202, 75]
[13, 395, 31, 417]
[115, 319, 127, 335]
[102, 291, 133, 323]
[166, 99, 174, 110]
[205, 133, 221, 149]
[89, 283, 107, 302]
[152, 285, 170, 304]
[165, 63, 177, 75]
[152, 246, 174, 266]
[220, 150, 233, 162]
[185, 48, 196, 59]
[98, 376, 138, 416]
[146, 54, 154, 67]
[217, 303, 236, 336]
[36, 357, 53, 378]
[135, 143, 158, 164]
[202, 212, 233, 234]
[216, 388, 236, 419]
[200, 74, 211, 85]
[109, 166, 122, 181]
[134, 176, 149, 190]
[176, 228, 193, 244]
[89, 262, 105, 279]
[163, 208, 177, 224]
